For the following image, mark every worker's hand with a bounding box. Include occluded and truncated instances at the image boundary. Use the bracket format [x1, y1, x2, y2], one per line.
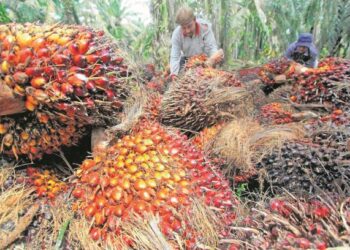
[207, 49, 224, 67]
[170, 74, 177, 81]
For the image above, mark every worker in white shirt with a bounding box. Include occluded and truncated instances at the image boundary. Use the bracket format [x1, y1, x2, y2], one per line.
[169, 6, 224, 80]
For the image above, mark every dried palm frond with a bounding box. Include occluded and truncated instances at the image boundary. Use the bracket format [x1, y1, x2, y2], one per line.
[121, 212, 173, 250]
[185, 198, 222, 249]
[0, 167, 36, 249]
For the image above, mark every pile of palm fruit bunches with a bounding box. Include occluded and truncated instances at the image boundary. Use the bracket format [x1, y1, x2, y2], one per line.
[1, 22, 350, 249]
[0, 23, 130, 160]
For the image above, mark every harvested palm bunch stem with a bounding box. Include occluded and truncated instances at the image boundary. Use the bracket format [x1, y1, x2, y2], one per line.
[160, 69, 252, 132]
[231, 193, 350, 249]
[212, 119, 305, 179]
[0, 23, 133, 160]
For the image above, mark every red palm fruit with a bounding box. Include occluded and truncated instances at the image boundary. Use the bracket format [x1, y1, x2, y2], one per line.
[52, 54, 69, 65]
[81, 159, 95, 170]
[77, 39, 90, 54]
[94, 211, 106, 225]
[43, 66, 55, 76]
[86, 80, 96, 91]
[132, 200, 150, 214]
[37, 48, 50, 58]
[89, 227, 101, 241]
[1, 51, 16, 63]
[32, 37, 46, 50]
[111, 188, 123, 202]
[14, 84, 25, 96]
[69, 66, 85, 74]
[111, 57, 124, 65]
[1, 60, 11, 73]
[31, 76, 47, 88]
[2, 35, 15, 50]
[86, 54, 99, 64]
[57, 36, 71, 46]
[55, 102, 69, 111]
[17, 48, 33, 63]
[91, 64, 105, 75]
[1, 51, 8, 59]
[73, 55, 87, 68]
[113, 204, 124, 217]
[94, 76, 109, 89]
[56, 70, 67, 83]
[105, 89, 115, 100]
[95, 196, 108, 209]
[25, 67, 43, 77]
[333, 109, 343, 115]
[61, 82, 74, 95]
[67, 73, 88, 87]
[84, 205, 97, 218]
[68, 43, 80, 56]
[74, 87, 86, 97]
[100, 52, 111, 63]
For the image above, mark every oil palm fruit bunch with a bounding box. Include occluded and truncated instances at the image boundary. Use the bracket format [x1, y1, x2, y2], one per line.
[159, 68, 250, 132]
[288, 58, 350, 107]
[317, 109, 350, 125]
[259, 102, 293, 124]
[25, 167, 67, 200]
[142, 92, 162, 121]
[257, 141, 350, 195]
[0, 23, 130, 160]
[185, 54, 208, 69]
[71, 120, 238, 246]
[232, 195, 350, 249]
[184, 54, 242, 87]
[258, 58, 293, 85]
[306, 114, 350, 153]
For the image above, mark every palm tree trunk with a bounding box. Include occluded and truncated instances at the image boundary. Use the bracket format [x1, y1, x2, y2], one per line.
[62, 0, 80, 24]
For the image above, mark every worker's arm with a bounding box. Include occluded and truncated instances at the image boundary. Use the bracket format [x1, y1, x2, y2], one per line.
[284, 43, 296, 60]
[170, 28, 182, 76]
[202, 24, 218, 57]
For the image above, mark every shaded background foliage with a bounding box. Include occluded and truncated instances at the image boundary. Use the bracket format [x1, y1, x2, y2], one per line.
[0, 0, 349, 69]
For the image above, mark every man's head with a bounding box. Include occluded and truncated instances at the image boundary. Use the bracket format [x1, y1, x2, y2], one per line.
[176, 6, 196, 37]
[294, 33, 314, 58]
[295, 33, 314, 52]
